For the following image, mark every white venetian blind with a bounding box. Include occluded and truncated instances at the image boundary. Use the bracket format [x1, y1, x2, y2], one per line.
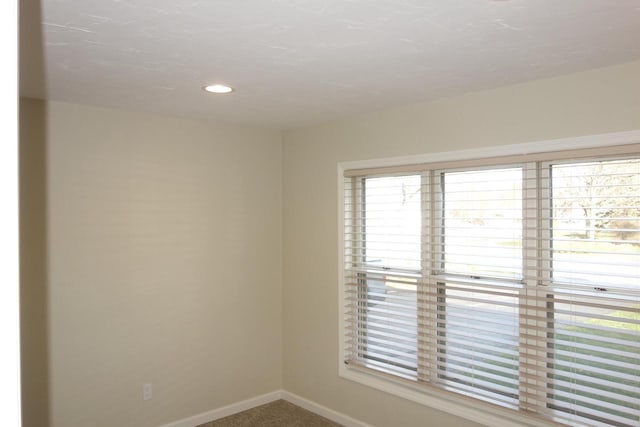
[342, 151, 640, 427]
[434, 167, 524, 280]
[540, 287, 640, 427]
[539, 159, 640, 427]
[427, 167, 523, 409]
[343, 174, 421, 379]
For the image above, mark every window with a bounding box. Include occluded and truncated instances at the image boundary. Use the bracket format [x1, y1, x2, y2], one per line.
[342, 146, 640, 427]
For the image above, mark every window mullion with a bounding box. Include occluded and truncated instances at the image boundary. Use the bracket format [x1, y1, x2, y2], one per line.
[421, 170, 444, 385]
[418, 170, 434, 383]
[537, 162, 554, 420]
[519, 162, 552, 416]
[429, 171, 444, 387]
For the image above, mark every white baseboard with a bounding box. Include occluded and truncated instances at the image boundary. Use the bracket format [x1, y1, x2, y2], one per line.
[157, 389, 372, 427]
[158, 390, 283, 427]
[282, 391, 373, 427]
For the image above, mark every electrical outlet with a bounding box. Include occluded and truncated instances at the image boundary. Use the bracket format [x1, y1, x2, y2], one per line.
[143, 383, 152, 401]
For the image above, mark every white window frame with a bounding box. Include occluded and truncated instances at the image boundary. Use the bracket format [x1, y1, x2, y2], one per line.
[337, 129, 640, 427]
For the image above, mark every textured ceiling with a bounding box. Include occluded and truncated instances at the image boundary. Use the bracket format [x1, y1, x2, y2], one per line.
[20, 0, 640, 129]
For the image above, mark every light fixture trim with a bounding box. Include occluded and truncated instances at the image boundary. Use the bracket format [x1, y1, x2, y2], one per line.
[203, 84, 234, 94]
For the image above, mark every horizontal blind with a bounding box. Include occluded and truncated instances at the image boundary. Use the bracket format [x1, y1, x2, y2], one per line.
[548, 159, 640, 289]
[342, 151, 640, 427]
[343, 174, 421, 379]
[432, 167, 524, 280]
[344, 271, 419, 379]
[427, 167, 524, 408]
[543, 287, 640, 427]
[344, 174, 422, 271]
[541, 159, 640, 427]
[427, 279, 521, 409]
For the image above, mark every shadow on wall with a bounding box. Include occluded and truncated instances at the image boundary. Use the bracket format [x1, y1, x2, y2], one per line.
[20, 0, 49, 426]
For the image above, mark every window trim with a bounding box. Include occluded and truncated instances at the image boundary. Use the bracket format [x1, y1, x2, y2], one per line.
[337, 129, 640, 427]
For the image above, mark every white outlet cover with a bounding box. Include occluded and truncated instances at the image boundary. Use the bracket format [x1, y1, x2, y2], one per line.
[143, 383, 152, 401]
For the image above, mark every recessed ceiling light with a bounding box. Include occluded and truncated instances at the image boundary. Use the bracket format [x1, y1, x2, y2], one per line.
[203, 84, 234, 94]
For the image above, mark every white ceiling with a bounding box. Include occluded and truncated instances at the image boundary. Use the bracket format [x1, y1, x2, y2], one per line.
[20, 0, 640, 129]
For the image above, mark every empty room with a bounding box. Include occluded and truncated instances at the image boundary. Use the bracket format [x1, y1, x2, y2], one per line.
[15, 1, 640, 427]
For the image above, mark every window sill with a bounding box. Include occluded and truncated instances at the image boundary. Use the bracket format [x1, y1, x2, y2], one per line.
[339, 364, 563, 427]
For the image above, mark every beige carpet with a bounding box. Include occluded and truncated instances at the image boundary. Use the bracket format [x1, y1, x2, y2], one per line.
[197, 400, 344, 427]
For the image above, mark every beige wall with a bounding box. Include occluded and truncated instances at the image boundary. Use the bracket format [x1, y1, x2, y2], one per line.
[20, 99, 283, 427]
[281, 60, 640, 427]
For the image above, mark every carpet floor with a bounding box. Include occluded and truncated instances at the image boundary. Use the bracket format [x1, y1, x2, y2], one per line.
[196, 400, 344, 427]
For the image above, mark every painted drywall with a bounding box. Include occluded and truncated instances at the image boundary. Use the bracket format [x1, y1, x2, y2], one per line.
[19, 98, 283, 427]
[281, 60, 640, 427]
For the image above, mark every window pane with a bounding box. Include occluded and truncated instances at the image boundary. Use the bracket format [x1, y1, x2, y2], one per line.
[433, 281, 520, 408]
[550, 160, 639, 425]
[345, 271, 418, 379]
[548, 288, 640, 427]
[441, 168, 523, 280]
[551, 160, 640, 289]
[364, 175, 421, 271]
